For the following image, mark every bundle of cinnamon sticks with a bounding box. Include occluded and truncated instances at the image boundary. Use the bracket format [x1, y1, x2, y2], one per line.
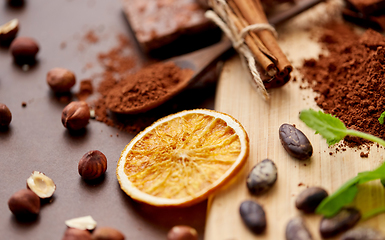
[206, 0, 293, 97]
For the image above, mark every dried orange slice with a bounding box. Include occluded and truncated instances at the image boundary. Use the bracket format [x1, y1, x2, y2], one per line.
[116, 109, 249, 207]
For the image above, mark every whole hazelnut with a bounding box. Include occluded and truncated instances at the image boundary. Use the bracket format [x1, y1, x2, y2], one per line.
[8, 189, 40, 216]
[47, 68, 76, 92]
[62, 101, 90, 131]
[0, 19, 19, 45]
[78, 150, 107, 180]
[92, 227, 125, 240]
[167, 225, 198, 240]
[0, 103, 12, 127]
[62, 228, 92, 240]
[10, 37, 39, 64]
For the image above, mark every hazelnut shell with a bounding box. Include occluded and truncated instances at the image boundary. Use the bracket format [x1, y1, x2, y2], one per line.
[26, 171, 56, 199]
[78, 150, 107, 180]
[0, 19, 19, 45]
[65, 216, 97, 231]
[8, 189, 40, 216]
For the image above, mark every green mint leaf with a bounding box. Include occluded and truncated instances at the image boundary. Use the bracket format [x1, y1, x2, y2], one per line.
[362, 206, 385, 220]
[299, 109, 347, 145]
[357, 162, 385, 184]
[378, 111, 385, 124]
[316, 162, 385, 218]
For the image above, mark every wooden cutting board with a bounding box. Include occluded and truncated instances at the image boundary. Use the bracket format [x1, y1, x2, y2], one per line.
[205, 3, 385, 239]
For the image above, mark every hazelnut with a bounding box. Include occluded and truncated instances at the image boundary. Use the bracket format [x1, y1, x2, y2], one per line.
[62, 228, 92, 240]
[65, 216, 97, 231]
[8, 189, 40, 216]
[0, 103, 12, 127]
[0, 19, 19, 45]
[47, 68, 76, 92]
[78, 150, 107, 180]
[10, 37, 39, 64]
[26, 171, 56, 199]
[167, 225, 198, 240]
[62, 101, 90, 131]
[92, 227, 125, 240]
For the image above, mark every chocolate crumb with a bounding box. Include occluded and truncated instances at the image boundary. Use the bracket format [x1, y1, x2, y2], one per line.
[360, 152, 369, 158]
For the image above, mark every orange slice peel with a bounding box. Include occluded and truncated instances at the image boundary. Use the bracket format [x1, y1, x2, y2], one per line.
[117, 109, 249, 207]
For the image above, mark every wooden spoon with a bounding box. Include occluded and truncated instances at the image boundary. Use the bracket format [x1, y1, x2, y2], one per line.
[108, 0, 324, 114]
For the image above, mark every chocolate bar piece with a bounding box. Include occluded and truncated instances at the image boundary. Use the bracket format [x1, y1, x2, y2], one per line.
[345, 0, 385, 15]
[122, 0, 221, 57]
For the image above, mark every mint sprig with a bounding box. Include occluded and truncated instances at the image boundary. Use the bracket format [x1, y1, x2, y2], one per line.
[315, 162, 385, 217]
[299, 109, 385, 218]
[299, 109, 385, 147]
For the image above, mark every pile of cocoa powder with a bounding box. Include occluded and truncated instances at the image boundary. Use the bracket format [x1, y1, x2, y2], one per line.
[300, 21, 385, 147]
[90, 34, 215, 134]
[104, 61, 194, 114]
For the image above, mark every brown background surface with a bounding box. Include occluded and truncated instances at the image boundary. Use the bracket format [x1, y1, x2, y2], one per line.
[0, 0, 211, 239]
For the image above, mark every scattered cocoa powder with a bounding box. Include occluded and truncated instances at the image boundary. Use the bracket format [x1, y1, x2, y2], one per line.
[84, 30, 99, 44]
[301, 21, 385, 147]
[76, 79, 93, 101]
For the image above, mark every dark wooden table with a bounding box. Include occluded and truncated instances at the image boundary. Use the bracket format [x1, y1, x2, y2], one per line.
[0, 1, 212, 239]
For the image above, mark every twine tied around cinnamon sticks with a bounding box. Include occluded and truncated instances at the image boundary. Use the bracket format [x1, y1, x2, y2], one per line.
[205, 0, 293, 100]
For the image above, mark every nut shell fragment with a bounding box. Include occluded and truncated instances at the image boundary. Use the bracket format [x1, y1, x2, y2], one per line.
[0, 19, 19, 44]
[27, 171, 56, 199]
[65, 216, 97, 231]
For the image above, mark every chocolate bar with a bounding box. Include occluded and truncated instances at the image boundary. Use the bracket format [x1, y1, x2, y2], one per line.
[122, 0, 221, 58]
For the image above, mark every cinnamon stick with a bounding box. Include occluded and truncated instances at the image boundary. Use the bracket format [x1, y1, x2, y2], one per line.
[232, 0, 293, 77]
[227, 9, 277, 76]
